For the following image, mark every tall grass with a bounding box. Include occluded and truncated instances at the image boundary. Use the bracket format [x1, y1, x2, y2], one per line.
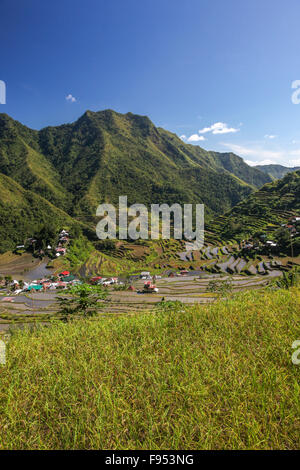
[0, 288, 299, 450]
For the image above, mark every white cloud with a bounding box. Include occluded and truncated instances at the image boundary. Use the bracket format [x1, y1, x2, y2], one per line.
[264, 134, 277, 139]
[199, 122, 239, 135]
[222, 143, 284, 161]
[66, 93, 76, 103]
[223, 142, 300, 167]
[180, 135, 187, 141]
[245, 159, 276, 167]
[187, 134, 206, 142]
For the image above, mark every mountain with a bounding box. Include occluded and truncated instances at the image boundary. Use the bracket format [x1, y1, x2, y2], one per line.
[1, 110, 271, 213]
[253, 164, 300, 180]
[208, 151, 272, 188]
[0, 114, 68, 210]
[35, 110, 269, 218]
[0, 110, 272, 251]
[208, 170, 300, 242]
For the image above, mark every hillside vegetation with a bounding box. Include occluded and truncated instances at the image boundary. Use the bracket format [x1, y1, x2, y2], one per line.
[0, 173, 85, 252]
[208, 169, 300, 244]
[0, 287, 299, 450]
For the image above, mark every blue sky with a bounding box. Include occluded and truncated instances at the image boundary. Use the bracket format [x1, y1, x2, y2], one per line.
[1, 0, 300, 166]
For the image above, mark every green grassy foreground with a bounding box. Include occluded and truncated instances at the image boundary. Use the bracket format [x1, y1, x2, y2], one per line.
[0, 288, 299, 450]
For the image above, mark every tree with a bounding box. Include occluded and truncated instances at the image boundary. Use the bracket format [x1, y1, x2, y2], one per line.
[95, 239, 116, 252]
[57, 284, 109, 320]
[69, 224, 82, 240]
[4, 275, 12, 287]
[221, 219, 243, 239]
[274, 227, 290, 250]
[253, 231, 266, 243]
[207, 279, 233, 299]
[274, 267, 299, 289]
[35, 223, 58, 252]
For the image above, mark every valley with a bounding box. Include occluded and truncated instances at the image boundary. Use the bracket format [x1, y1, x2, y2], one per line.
[0, 111, 299, 338]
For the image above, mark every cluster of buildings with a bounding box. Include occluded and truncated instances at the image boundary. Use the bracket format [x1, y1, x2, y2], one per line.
[15, 229, 70, 257]
[9, 271, 81, 294]
[55, 230, 70, 257]
[90, 276, 119, 287]
[241, 238, 277, 253]
[282, 216, 300, 237]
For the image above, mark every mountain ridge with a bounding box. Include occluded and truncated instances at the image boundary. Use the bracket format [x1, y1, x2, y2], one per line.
[253, 163, 300, 180]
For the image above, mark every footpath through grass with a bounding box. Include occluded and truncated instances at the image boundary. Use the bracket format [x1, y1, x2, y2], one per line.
[0, 288, 299, 449]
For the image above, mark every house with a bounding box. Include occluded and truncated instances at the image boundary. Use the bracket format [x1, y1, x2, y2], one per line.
[27, 285, 43, 291]
[42, 282, 51, 290]
[91, 276, 102, 284]
[62, 275, 75, 282]
[27, 238, 37, 246]
[57, 281, 67, 289]
[180, 270, 189, 276]
[55, 247, 66, 255]
[143, 281, 159, 293]
[59, 271, 70, 277]
[244, 243, 253, 250]
[266, 241, 277, 247]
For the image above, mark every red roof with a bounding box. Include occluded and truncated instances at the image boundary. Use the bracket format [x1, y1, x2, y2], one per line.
[60, 271, 70, 276]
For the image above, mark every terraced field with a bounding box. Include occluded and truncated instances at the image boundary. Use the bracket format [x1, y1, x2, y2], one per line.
[0, 270, 283, 332]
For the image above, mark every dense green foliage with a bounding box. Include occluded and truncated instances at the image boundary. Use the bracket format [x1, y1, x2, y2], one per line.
[57, 284, 109, 320]
[209, 170, 300, 250]
[0, 287, 299, 449]
[0, 173, 84, 253]
[65, 237, 94, 269]
[273, 267, 300, 289]
[0, 110, 272, 252]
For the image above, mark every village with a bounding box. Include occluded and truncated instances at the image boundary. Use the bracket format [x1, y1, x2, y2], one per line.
[15, 229, 70, 258]
[0, 213, 299, 323]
